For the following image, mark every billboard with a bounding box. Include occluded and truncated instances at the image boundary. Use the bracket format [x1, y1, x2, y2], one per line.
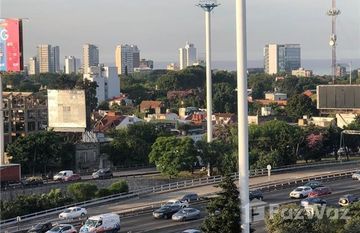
[317, 85, 360, 110]
[0, 18, 23, 72]
[47, 90, 86, 132]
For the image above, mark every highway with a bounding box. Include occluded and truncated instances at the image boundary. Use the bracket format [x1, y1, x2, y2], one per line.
[6, 177, 360, 233]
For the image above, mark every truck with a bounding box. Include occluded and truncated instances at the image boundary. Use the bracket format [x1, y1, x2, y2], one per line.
[79, 213, 120, 233]
[0, 164, 21, 186]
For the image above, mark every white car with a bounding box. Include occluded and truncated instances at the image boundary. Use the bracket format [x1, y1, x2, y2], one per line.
[289, 186, 312, 199]
[183, 230, 201, 233]
[59, 206, 87, 219]
[164, 199, 189, 208]
[352, 172, 360, 180]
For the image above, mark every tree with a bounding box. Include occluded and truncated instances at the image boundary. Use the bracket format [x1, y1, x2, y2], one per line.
[7, 131, 73, 175]
[201, 175, 240, 233]
[98, 101, 110, 110]
[109, 180, 129, 194]
[67, 183, 98, 202]
[285, 94, 318, 121]
[213, 83, 236, 113]
[149, 136, 197, 178]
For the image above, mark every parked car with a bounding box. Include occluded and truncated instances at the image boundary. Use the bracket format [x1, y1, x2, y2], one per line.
[59, 207, 87, 220]
[172, 208, 201, 221]
[45, 224, 76, 233]
[301, 198, 327, 207]
[180, 193, 199, 203]
[182, 230, 201, 233]
[164, 199, 189, 208]
[27, 222, 53, 233]
[338, 194, 359, 207]
[308, 187, 332, 197]
[249, 189, 263, 201]
[304, 181, 323, 189]
[92, 169, 113, 179]
[53, 170, 74, 181]
[63, 174, 81, 182]
[289, 186, 312, 199]
[352, 172, 360, 180]
[152, 205, 182, 219]
[22, 176, 44, 186]
[79, 213, 120, 233]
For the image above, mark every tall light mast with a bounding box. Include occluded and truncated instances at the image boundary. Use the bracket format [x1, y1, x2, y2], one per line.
[327, 0, 341, 84]
[197, 0, 219, 176]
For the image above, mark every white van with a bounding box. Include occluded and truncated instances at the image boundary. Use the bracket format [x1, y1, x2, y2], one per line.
[53, 170, 74, 181]
[79, 213, 120, 233]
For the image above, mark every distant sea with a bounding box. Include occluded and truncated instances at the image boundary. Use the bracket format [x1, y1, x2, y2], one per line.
[155, 59, 360, 76]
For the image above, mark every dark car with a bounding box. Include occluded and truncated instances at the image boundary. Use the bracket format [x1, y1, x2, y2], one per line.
[304, 181, 324, 189]
[301, 197, 327, 207]
[339, 194, 359, 207]
[92, 168, 113, 179]
[152, 205, 182, 219]
[180, 193, 199, 203]
[21, 176, 44, 186]
[249, 190, 263, 201]
[27, 222, 52, 233]
[308, 187, 331, 197]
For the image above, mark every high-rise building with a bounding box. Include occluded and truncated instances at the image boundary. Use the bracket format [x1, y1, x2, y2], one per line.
[51, 46, 61, 73]
[28, 57, 39, 75]
[37, 44, 51, 73]
[65, 56, 77, 74]
[264, 44, 301, 74]
[139, 59, 154, 69]
[83, 44, 99, 73]
[179, 42, 197, 70]
[83, 65, 120, 102]
[336, 64, 346, 77]
[115, 44, 140, 75]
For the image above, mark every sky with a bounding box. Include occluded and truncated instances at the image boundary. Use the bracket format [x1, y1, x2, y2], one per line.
[1, 0, 359, 69]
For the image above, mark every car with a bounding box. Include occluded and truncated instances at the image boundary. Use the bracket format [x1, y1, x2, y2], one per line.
[45, 224, 76, 233]
[59, 206, 87, 219]
[308, 187, 332, 197]
[338, 147, 347, 155]
[301, 197, 327, 207]
[27, 222, 53, 233]
[152, 205, 182, 219]
[338, 194, 359, 207]
[22, 176, 44, 186]
[182, 230, 201, 233]
[53, 170, 74, 181]
[249, 189, 263, 201]
[289, 186, 312, 199]
[352, 172, 360, 180]
[172, 208, 201, 221]
[63, 174, 81, 182]
[92, 168, 113, 179]
[304, 181, 324, 189]
[180, 193, 199, 203]
[164, 199, 189, 208]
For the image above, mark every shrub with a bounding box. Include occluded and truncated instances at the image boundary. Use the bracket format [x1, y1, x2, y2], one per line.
[109, 180, 129, 194]
[67, 183, 98, 202]
[96, 188, 113, 198]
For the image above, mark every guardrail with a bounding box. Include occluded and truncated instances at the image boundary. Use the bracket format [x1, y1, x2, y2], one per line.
[1, 166, 358, 229]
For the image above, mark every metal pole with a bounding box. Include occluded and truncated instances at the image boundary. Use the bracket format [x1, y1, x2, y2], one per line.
[205, 10, 212, 144]
[0, 74, 4, 165]
[236, 0, 250, 232]
[349, 62, 352, 85]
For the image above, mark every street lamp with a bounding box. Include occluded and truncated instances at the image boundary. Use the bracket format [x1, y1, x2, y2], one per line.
[197, 0, 219, 176]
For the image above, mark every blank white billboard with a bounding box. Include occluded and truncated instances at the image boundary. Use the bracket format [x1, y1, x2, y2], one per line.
[48, 89, 86, 132]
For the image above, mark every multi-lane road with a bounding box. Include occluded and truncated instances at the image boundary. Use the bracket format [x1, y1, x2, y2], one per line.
[6, 176, 359, 233]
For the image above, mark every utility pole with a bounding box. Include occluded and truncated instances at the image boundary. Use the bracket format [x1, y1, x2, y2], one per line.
[197, 0, 219, 176]
[236, 0, 250, 232]
[327, 0, 341, 84]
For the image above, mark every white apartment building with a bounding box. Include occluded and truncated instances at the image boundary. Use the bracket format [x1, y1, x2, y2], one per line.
[179, 42, 197, 70]
[115, 44, 140, 75]
[264, 44, 301, 74]
[83, 65, 120, 103]
[65, 56, 77, 74]
[83, 44, 99, 73]
[28, 57, 39, 75]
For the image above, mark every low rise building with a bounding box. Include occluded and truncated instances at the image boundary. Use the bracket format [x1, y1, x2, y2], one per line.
[139, 100, 165, 114]
[292, 67, 313, 77]
[265, 92, 287, 101]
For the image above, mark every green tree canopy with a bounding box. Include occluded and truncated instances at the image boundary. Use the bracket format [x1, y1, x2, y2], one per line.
[285, 94, 318, 121]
